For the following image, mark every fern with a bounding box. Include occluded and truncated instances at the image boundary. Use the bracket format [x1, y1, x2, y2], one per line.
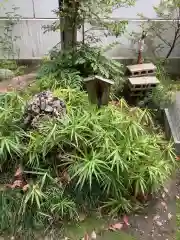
[37, 44, 124, 90]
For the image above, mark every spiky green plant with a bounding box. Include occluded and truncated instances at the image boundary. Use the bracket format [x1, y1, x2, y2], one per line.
[0, 92, 25, 168]
[22, 89, 175, 216]
[42, 187, 78, 221]
[0, 88, 176, 234]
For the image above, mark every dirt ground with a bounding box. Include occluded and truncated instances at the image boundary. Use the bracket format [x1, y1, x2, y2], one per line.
[126, 177, 176, 240]
[58, 176, 176, 240]
[0, 72, 177, 240]
[0, 66, 38, 92]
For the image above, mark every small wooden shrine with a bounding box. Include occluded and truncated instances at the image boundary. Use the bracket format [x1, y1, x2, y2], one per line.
[84, 75, 114, 108]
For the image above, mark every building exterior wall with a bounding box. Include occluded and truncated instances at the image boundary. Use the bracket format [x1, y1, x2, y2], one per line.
[0, 0, 179, 60]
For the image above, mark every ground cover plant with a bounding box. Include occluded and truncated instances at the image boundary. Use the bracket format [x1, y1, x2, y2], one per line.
[0, 87, 176, 238]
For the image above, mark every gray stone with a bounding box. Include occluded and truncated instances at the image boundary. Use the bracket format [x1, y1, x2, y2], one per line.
[23, 90, 66, 127]
[40, 100, 46, 110]
[164, 92, 180, 154]
[31, 104, 40, 114]
[45, 105, 53, 112]
[53, 100, 61, 108]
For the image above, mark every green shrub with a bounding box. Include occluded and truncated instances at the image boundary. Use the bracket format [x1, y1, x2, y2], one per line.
[0, 60, 26, 76]
[37, 73, 82, 91]
[0, 92, 25, 168]
[137, 63, 175, 108]
[37, 44, 124, 91]
[42, 187, 78, 221]
[24, 90, 175, 212]
[0, 89, 175, 235]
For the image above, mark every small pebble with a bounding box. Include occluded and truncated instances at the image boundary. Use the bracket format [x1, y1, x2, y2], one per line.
[168, 213, 173, 220]
[153, 215, 160, 220]
[156, 221, 163, 226]
[161, 201, 167, 210]
[162, 193, 165, 198]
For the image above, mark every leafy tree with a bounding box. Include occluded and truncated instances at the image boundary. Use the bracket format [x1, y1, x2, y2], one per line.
[45, 0, 135, 50]
[132, 0, 180, 61]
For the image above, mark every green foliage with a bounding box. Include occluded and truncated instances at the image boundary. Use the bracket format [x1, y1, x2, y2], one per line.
[0, 7, 26, 76]
[42, 187, 78, 221]
[24, 91, 174, 216]
[0, 60, 26, 76]
[131, 0, 180, 59]
[0, 89, 176, 236]
[37, 44, 124, 91]
[137, 62, 175, 109]
[0, 6, 21, 59]
[44, 0, 135, 47]
[0, 92, 25, 168]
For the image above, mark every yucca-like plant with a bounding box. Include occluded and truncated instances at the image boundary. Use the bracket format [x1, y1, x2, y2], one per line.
[24, 89, 175, 216]
[0, 92, 25, 168]
[0, 88, 176, 224]
[42, 187, 78, 221]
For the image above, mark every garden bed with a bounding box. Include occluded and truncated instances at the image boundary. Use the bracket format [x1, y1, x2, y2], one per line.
[0, 46, 177, 240]
[0, 85, 174, 240]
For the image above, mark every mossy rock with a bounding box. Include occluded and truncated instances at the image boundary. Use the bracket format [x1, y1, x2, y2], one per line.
[0, 68, 15, 81]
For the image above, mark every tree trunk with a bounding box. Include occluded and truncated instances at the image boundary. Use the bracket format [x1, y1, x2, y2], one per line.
[60, 0, 78, 50]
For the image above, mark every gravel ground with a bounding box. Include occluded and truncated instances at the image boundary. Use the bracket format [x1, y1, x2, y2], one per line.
[125, 176, 176, 240]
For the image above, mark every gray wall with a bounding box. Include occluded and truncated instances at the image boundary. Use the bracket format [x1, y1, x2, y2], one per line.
[0, 0, 180, 62]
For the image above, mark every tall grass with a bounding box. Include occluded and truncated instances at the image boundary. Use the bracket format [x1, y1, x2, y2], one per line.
[0, 88, 176, 236]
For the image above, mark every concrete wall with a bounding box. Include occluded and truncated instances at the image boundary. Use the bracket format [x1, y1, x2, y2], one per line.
[0, 0, 180, 62]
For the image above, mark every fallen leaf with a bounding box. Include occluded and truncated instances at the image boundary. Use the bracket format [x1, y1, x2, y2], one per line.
[109, 222, 123, 231]
[91, 230, 97, 239]
[11, 180, 23, 189]
[14, 166, 23, 177]
[123, 215, 130, 226]
[22, 184, 29, 192]
[83, 233, 90, 240]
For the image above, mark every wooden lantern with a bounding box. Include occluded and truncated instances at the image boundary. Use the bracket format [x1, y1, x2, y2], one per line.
[84, 75, 114, 108]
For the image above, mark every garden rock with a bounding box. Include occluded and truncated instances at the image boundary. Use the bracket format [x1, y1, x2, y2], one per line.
[0, 68, 15, 80]
[23, 90, 66, 127]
